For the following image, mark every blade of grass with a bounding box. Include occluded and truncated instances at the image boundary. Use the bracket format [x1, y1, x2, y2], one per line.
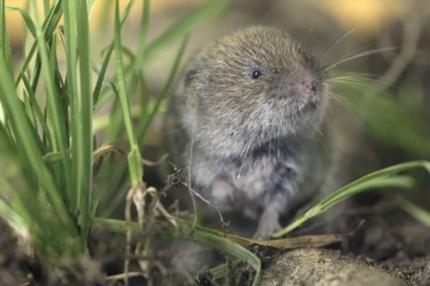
[114, 0, 143, 185]
[0, 0, 12, 71]
[26, 55, 50, 147]
[92, 44, 140, 111]
[102, 35, 188, 217]
[142, 0, 230, 62]
[43, 0, 50, 15]
[395, 196, 430, 228]
[92, 46, 114, 107]
[133, 0, 150, 71]
[273, 176, 413, 237]
[0, 199, 28, 238]
[92, 0, 137, 107]
[63, 0, 79, 209]
[14, 0, 62, 85]
[0, 135, 30, 237]
[6, 5, 53, 150]
[75, 0, 93, 249]
[0, 54, 77, 235]
[98, 0, 230, 218]
[21, 75, 47, 150]
[138, 34, 189, 140]
[0, 0, 80, 246]
[94, 217, 261, 286]
[127, 0, 150, 99]
[30, 0, 72, 197]
[0, 127, 82, 258]
[170, 217, 343, 250]
[5, 6, 37, 38]
[273, 161, 430, 237]
[340, 84, 430, 157]
[207, 261, 239, 281]
[49, 32, 70, 195]
[95, 0, 228, 122]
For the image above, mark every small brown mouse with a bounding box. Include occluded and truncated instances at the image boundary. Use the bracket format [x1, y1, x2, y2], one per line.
[166, 26, 329, 237]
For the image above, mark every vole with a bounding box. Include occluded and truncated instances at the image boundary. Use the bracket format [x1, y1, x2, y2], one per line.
[165, 26, 329, 237]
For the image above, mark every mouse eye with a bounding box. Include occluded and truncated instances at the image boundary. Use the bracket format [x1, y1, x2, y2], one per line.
[250, 69, 262, 79]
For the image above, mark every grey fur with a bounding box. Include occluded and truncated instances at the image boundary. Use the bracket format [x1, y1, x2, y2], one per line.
[165, 26, 328, 237]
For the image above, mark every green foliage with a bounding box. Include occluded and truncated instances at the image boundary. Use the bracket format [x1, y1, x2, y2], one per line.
[339, 83, 430, 157]
[274, 161, 430, 237]
[395, 196, 430, 228]
[0, 0, 230, 264]
[95, 217, 262, 286]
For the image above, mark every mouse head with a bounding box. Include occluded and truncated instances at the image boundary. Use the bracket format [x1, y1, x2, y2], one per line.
[183, 26, 327, 157]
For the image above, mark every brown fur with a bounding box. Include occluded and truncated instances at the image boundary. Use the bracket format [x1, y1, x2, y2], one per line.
[166, 26, 328, 237]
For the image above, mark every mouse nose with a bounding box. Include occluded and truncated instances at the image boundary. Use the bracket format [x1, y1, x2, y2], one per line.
[295, 75, 317, 97]
[298, 78, 317, 94]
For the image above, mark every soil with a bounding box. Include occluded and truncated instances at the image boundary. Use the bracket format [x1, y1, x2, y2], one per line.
[1, 196, 429, 286]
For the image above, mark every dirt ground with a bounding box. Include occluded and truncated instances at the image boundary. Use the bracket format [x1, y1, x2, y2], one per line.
[1, 196, 429, 286]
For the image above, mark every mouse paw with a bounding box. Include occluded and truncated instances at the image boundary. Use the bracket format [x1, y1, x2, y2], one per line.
[253, 209, 281, 239]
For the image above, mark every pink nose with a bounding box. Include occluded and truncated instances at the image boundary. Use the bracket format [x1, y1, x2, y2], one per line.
[298, 79, 317, 94]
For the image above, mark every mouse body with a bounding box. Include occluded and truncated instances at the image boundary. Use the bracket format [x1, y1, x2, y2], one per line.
[166, 26, 329, 237]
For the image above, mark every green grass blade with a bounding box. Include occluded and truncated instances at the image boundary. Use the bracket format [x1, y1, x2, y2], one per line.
[138, 34, 188, 140]
[0, 53, 76, 235]
[114, 0, 142, 185]
[5, 6, 36, 38]
[0, 199, 27, 238]
[30, 0, 70, 181]
[92, 46, 114, 107]
[21, 74, 49, 150]
[395, 196, 430, 228]
[127, 0, 150, 97]
[75, 0, 93, 248]
[0, 0, 13, 71]
[92, 0, 137, 107]
[0, 127, 81, 258]
[95, 217, 262, 286]
[134, 0, 150, 70]
[143, 0, 230, 62]
[113, 0, 137, 146]
[14, 0, 63, 85]
[5, 5, 54, 151]
[97, 0, 229, 212]
[273, 161, 430, 237]
[63, 0, 79, 208]
[340, 84, 430, 157]
[99, 36, 188, 217]
[318, 176, 414, 211]
[43, 0, 50, 15]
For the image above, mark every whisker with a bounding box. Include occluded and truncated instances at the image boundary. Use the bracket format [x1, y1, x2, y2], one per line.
[328, 73, 395, 92]
[324, 47, 398, 71]
[326, 91, 355, 114]
[327, 78, 371, 87]
[330, 71, 378, 80]
[327, 90, 344, 101]
[327, 74, 371, 84]
[327, 90, 345, 101]
[326, 46, 372, 67]
[328, 75, 373, 83]
[320, 27, 359, 61]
